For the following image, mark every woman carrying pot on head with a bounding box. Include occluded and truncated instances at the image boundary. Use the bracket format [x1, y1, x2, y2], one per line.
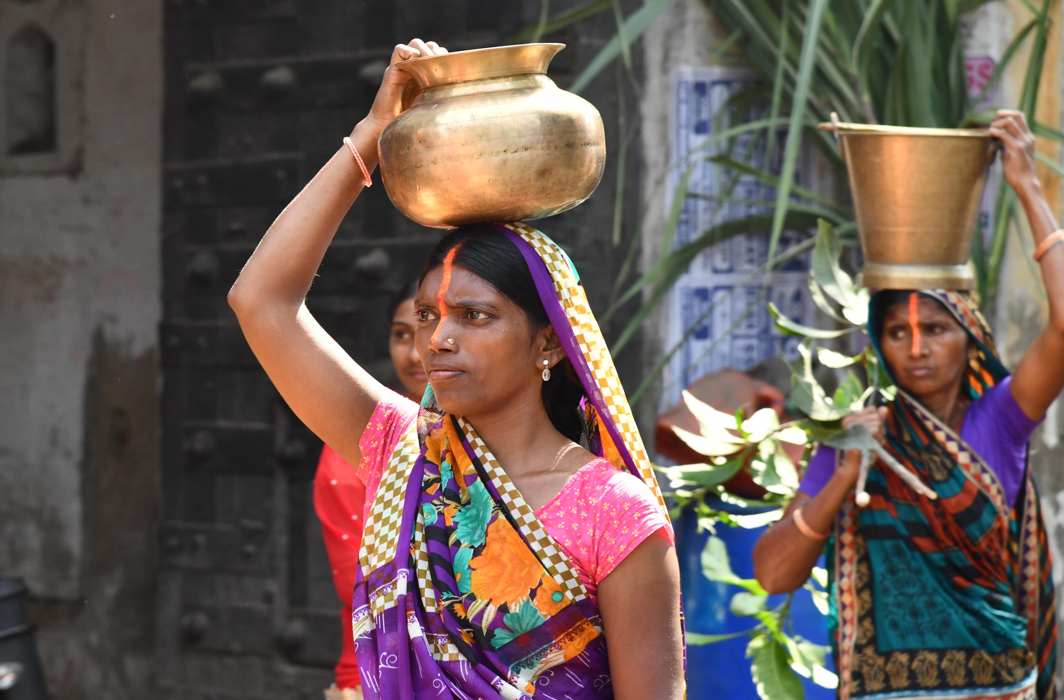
[228, 38, 684, 699]
[753, 110, 1062, 700]
[315, 280, 425, 700]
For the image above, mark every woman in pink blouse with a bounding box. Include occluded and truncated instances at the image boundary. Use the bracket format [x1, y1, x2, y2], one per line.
[230, 38, 683, 699]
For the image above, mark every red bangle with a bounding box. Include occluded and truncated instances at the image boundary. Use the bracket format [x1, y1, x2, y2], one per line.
[341, 136, 373, 188]
[793, 507, 829, 541]
[1033, 228, 1064, 261]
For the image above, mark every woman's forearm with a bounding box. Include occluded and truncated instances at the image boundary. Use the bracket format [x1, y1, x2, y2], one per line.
[228, 119, 383, 313]
[1016, 180, 1064, 326]
[754, 471, 854, 593]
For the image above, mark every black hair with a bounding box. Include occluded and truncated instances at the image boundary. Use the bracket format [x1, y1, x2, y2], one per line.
[421, 225, 586, 443]
[871, 290, 915, 339]
[386, 277, 420, 323]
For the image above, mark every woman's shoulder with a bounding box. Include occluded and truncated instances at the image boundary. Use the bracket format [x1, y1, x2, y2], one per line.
[540, 458, 672, 590]
[569, 458, 662, 506]
[359, 391, 418, 448]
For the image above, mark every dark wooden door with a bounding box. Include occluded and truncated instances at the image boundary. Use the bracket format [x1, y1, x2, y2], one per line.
[157, 3, 532, 698]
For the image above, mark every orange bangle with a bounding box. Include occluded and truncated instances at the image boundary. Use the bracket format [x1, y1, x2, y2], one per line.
[1033, 229, 1064, 261]
[793, 507, 829, 541]
[341, 136, 373, 188]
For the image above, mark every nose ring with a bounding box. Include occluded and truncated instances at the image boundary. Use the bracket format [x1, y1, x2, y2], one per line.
[445, 337, 456, 346]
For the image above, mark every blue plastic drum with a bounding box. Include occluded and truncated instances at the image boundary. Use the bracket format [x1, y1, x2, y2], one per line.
[677, 504, 835, 699]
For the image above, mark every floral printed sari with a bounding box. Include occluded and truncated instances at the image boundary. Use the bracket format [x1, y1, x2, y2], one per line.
[831, 290, 1058, 700]
[351, 223, 671, 699]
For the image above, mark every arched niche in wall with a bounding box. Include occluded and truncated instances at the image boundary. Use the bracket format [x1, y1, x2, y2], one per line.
[0, 0, 84, 175]
[6, 23, 57, 155]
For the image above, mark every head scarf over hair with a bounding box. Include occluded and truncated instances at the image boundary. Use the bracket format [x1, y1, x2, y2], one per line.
[831, 289, 1057, 700]
[351, 223, 670, 699]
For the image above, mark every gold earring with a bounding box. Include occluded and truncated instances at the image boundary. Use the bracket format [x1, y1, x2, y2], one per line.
[541, 359, 551, 382]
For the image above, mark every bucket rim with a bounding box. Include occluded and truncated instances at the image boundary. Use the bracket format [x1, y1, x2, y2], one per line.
[818, 121, 991, 139]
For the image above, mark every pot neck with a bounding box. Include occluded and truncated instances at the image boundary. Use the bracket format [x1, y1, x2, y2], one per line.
[410, 74, 557, 105]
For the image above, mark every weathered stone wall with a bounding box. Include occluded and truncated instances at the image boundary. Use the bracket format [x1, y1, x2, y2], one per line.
[0, 1, 162, 697]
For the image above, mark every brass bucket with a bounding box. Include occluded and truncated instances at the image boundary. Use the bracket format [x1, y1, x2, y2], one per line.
[820, 120, 997, 290]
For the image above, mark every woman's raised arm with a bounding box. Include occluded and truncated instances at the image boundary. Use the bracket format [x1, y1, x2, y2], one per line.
[991, 110, 1064, 421]
[227, 39, 446, 466]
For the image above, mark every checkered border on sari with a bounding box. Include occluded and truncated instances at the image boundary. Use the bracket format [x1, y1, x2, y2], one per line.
[425, 632, 464, 663]
[360, 427, 419, 575]
[505, 223, 666, 511]
[905, 392, 1008, 517]
[1019, 479, 1041, 642]
[458, 417, 590, 602]
[412, 512, 438, 613]
[835, 504, 859, 700]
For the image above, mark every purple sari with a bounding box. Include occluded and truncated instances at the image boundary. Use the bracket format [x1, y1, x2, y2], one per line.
[351, 224, 670, 699]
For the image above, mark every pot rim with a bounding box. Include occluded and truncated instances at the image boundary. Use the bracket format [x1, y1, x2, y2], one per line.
[818, 121, 991, 138]
[395, 42, 566, 89]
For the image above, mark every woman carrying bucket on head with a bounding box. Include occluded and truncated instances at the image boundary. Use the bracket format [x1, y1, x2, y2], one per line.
[753, 110, 1063, 699]
[228, 37, 684, 699]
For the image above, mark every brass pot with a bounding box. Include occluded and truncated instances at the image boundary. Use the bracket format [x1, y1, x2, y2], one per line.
[821, 120, 997, 290]
[377, 43, 606, 228]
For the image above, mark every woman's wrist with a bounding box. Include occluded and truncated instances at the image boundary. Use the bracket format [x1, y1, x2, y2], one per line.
[1012, 173, 1045, 205]
[346, 118, 384, 170]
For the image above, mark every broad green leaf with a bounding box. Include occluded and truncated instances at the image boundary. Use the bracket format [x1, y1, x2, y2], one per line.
[785, 636, 839, 689]
[769, 302, 852, 339]
[730, 509, 785, 529]
[742, 407, 781, 443]
[747, 633, 805, 700]
[701, 535, 740, 585]
[659, 459, 744, 488]
[808, 587, 830, 615]
[812, 219, 868, 325]
[816, 347, 858, 369]
[683, 390, 744, 435]
[790, 343, 849, 421]
[832, 371, 866, 411]
[671, 424, 746, 457]
[730, 591, 768, 616]
[775, 424, 808, 446]
[687, 629, 752, 645]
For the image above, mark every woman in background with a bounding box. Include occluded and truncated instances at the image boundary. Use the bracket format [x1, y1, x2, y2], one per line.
[315, 280, 426, 699]
[753, 110, 1061, 699]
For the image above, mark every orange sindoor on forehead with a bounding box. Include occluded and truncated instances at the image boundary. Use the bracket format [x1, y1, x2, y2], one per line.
[908, 292, 922, 355]
[437, 245, 460, 319]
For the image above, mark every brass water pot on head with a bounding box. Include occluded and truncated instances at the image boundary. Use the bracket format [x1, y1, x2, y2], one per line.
[377, 43, 606, 228]
[820, 120, 997, 290]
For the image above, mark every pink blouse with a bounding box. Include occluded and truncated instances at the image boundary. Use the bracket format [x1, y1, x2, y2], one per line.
[358, 393, 673, 598]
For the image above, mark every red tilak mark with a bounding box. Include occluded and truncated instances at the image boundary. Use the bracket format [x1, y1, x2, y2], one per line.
[437, 246, 460, 321]
[908, 292, 922, 355]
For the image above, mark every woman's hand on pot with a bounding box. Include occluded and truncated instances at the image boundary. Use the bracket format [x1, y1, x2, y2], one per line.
[990, 109, 1039, 196]
[363, 39, 448, 134]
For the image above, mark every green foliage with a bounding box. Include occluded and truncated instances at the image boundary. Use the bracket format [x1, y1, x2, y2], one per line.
[705, 0, 1059, 303]
[660, 221, 872, 697]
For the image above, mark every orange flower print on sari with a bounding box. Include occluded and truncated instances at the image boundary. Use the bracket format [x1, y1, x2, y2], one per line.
[532, 573, 567, 617]
[470, 518, 542, 608]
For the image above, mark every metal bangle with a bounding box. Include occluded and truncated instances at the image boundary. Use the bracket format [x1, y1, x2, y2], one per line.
[793, 507, 829, 542]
